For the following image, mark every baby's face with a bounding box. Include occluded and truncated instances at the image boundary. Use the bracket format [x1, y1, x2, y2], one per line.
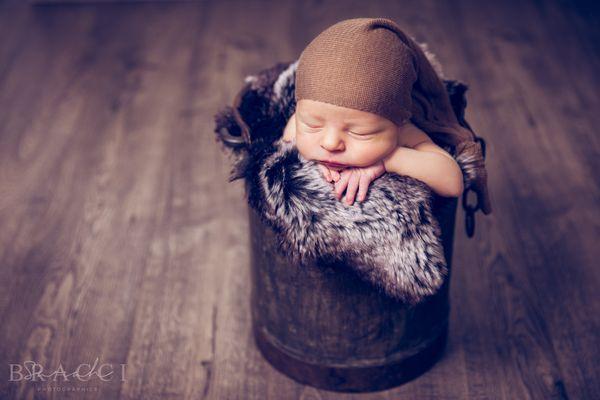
[295, 99, 399, 170]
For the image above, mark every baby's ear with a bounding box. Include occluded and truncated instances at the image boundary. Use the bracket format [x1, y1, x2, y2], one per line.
[395, 121, 404, 139]
[397, 122, 432, 148]
[282, 113, 297, 142]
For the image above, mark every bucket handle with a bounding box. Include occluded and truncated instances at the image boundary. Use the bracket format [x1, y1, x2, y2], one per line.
[461, 136, 486, 238]
[216, 82, 253, 148]
[231, 83, 252, 145]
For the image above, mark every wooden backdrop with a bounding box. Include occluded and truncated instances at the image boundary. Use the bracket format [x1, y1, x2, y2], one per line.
[0, 1, 598, 399]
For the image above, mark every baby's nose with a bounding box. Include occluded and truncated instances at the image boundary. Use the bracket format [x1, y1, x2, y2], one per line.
[320, 130, 345, 152]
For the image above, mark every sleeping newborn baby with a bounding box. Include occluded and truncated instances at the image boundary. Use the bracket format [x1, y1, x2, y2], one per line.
[281, 17, 471, 206]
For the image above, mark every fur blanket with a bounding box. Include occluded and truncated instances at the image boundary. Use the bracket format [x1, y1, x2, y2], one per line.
[214, 56, 473, 305]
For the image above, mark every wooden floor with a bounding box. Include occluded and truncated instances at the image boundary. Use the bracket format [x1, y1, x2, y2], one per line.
[0, 1, 598, 399]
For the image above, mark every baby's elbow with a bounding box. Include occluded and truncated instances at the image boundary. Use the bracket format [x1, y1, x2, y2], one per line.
[448, 179, 464, 198]
[442, 171, 464, 198]
[436, 157, 464, 198]
[449, 163, 465, 197]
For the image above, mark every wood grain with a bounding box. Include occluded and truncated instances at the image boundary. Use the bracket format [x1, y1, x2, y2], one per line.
[0, 1, 598, 399]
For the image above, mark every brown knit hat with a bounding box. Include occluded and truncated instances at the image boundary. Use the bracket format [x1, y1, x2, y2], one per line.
[295, 18, 492, 215]
[295, 18, 416, 126]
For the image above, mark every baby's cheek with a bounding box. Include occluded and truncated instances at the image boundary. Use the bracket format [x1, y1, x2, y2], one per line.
[295, 137, 313, 159]
[353, 142, 393, 165]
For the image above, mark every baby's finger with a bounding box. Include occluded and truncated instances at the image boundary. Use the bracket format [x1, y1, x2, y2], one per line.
[357, 176, 371, 202]
[345, 174, 360, 205]
[331, 170, 341, 182]
[324, 167, 332, 182]
[334, 171, 352, 200]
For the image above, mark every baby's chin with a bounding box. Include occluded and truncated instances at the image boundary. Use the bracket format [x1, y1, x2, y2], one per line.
[324, 164, 347, 171]
[298, 149, 377, 170]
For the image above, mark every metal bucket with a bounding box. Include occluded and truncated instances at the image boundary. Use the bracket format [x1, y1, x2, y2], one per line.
[215, 72, 478, 392]
[248, 195, 458, 392]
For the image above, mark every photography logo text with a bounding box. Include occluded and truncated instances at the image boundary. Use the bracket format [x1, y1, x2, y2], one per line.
[9, 358, 126, 383]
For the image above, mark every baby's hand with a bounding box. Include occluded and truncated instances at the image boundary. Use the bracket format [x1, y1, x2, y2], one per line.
[317, 163, 342, 183]
[334, 161, 386, 205]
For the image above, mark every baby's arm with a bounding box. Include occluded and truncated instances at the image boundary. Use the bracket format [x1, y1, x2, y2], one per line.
[384, 123, 464, 198]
